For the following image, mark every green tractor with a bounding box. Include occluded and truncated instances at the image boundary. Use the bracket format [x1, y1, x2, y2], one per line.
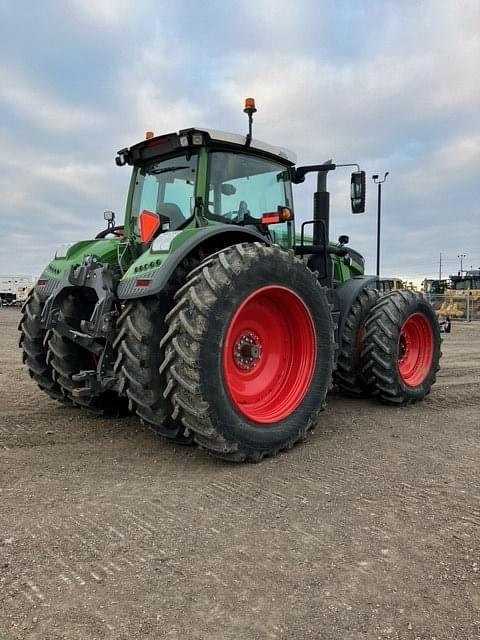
[19, 99, 441, 461]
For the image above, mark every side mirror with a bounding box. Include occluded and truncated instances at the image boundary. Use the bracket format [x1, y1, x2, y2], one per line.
[351, 171, 366, 214]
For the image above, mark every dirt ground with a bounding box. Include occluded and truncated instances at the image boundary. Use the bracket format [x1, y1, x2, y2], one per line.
[1, 308, 479, 640]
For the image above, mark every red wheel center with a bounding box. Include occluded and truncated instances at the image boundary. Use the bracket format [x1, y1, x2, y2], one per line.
[398, 313, 434, 387]
[234, 332, 262, 370]
[223, 286, 317, 424]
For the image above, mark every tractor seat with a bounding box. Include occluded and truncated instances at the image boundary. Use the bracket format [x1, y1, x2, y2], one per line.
[157, 202, 185, 229]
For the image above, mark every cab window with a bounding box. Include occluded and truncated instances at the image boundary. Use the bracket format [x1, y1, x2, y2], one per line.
[208, 152, 293, 247]
[130, 153, 197, 235]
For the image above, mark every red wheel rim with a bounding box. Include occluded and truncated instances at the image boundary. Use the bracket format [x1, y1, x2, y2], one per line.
[223, 286, 317, 424]
[398, 313, 434, 387]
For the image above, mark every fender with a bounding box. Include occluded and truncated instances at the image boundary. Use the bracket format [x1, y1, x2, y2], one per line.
[334, 275, 379, 339]
[117, 226, 271, 299]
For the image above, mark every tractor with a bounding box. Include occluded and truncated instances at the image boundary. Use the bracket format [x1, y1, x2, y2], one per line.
[19, 99, 441, 461]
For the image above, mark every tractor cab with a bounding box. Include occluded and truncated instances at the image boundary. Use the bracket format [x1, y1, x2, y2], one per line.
[114, 99, 366, 292]
[116, 125, 297, 249]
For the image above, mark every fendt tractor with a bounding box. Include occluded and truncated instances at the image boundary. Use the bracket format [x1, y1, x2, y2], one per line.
[19, 100, 441, 462]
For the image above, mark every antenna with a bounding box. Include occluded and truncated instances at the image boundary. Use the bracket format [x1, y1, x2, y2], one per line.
[244, 97, 257, 147]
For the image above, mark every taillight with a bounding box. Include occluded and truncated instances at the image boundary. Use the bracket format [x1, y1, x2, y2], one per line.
[135, 279, 151, 288]
[261, 207, 293, 225]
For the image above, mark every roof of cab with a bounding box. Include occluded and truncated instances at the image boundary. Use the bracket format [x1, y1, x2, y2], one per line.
[187, 128, 297, 164]
[119, 127, 296, 166]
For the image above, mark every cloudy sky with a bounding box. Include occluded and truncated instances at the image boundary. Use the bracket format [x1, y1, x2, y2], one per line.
[1, 0, 479, 279]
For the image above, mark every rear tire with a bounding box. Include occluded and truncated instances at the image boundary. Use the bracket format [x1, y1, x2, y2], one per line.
[18, 289, 69, 403]
[162, 243, 335, 462]
[113, 297, 191, 443]
[362, 290, 441, 405]
[334, 287, 380, 397]
[48, 293, 128, 416]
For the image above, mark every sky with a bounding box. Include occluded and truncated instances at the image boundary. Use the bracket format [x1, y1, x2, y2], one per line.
[0, 0, 479, 280]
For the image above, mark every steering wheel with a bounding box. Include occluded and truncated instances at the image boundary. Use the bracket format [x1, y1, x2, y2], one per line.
[223, 200, 250, 222]
[95, 225, 125, 239]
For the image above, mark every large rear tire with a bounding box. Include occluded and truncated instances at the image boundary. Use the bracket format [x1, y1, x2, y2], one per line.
[113, 297, 191, 443]
[362, 290, 441, 405]
[161, 243, 335, 462]
[334, 287, 380, 397]
[18, 289, 70, 403]
[48, 293, 128, 416]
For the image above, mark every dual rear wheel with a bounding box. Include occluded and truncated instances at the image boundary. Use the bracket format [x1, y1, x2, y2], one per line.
[362, 290, 441, 404]
[117, 243, 336, 460]
[335, 288, 441, 404]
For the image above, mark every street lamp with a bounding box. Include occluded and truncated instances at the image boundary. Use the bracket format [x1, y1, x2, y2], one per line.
[457, 253, 466, 275]
[372, 172, 389, 277]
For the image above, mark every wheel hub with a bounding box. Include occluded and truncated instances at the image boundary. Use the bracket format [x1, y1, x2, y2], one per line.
[234, 332, 262, 370]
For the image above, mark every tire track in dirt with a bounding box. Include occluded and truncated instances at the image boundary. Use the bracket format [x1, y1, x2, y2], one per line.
[2, 310, 480, 640]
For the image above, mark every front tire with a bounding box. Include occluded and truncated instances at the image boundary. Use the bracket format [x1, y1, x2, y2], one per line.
[362, 290, 441, 405]
[162, 243, 335, 461]
[48, 293, 128, 416]
[18, 289, 69, 403]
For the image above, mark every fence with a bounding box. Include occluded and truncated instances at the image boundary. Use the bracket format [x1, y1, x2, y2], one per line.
[426, 292, 480, 322]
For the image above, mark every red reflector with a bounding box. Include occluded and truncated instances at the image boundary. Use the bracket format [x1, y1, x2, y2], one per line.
[37, 279, 48, 287]
[135, 279, 151, 288]
[261, 213, 281, 225]
[147, 137, 170, 147]
[139, 209, 160, 242]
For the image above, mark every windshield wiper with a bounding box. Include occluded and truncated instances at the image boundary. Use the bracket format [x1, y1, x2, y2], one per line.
[149, 165, 191, 175]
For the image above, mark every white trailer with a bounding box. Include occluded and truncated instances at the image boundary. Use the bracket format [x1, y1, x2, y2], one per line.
[0, 275, 34, 306]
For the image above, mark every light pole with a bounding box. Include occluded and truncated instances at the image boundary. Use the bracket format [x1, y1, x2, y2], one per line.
[372, 172, 389, 277]
[457, 254, 466, 275]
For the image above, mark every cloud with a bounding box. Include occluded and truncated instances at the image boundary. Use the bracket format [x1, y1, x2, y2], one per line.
[0, 69, 104, 132]
[0, 0, 478, 279]
[68, 0, 138, 26]
[405, 135, 480, 196]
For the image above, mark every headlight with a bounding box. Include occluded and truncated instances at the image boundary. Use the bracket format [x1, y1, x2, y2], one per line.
[151, 231, 182, 253]
[55, 242, 75, 259]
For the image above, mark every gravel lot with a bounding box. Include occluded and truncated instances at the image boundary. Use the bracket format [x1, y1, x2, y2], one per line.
[1, 308, 479, 640]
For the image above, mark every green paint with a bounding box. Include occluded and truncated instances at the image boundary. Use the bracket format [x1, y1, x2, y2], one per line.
[43, 238, 126, 280]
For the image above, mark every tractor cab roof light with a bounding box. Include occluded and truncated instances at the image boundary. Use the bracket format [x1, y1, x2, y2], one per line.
[145, 131, 154, 139]
[179, 135, 189, 147]
[244, 97, 257, 147]
[192, 133, 203, 145]
[244, 97, 257, 113]
[115, 149, 129, 166]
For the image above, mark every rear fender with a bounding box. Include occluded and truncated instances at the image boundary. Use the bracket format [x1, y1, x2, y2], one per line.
[334, 276, 379, 340]
[117, 226, 270, 299]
